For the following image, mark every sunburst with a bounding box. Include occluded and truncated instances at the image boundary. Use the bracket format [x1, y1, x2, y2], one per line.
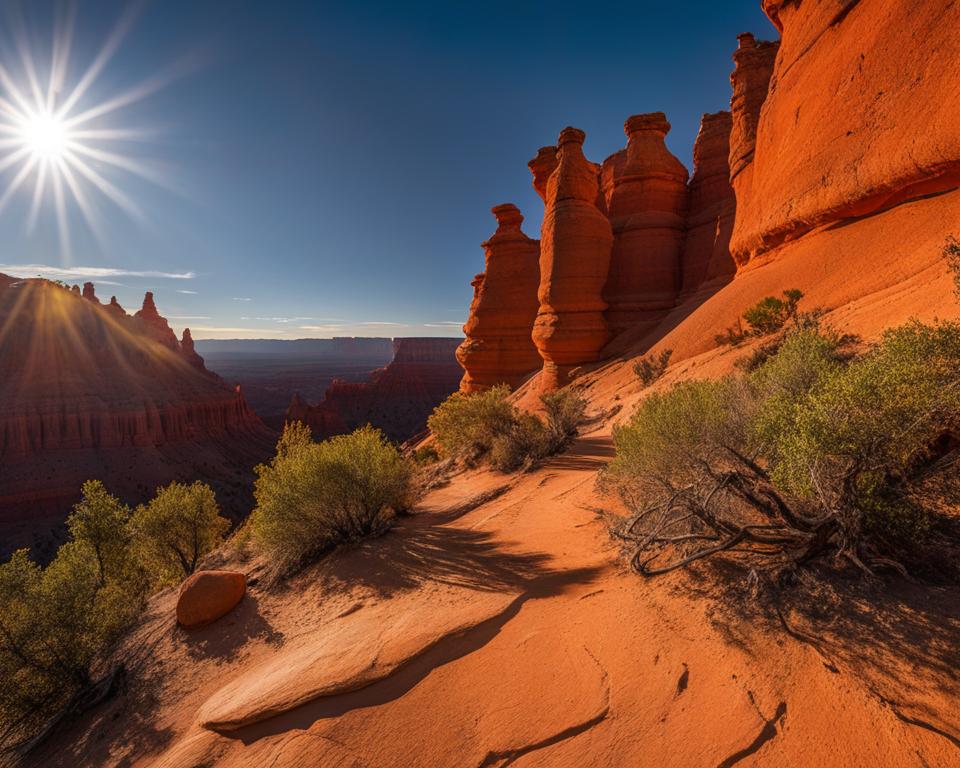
[0, 2, 182, 259]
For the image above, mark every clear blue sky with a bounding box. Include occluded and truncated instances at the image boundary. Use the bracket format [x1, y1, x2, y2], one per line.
[0, 0, 776, 339]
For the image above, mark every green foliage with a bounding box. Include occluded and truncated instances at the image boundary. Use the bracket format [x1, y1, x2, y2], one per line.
[413, 444, 440, 464]
[428, 385, 586, 472]
[715, 289, 805, 346]
[0, 484, 147, 746]
[427, 384, 516, 460]
[250, 424, 415, 575]
[606, 320, 960, 577]
[632, 349, 673, 388]
[130, 481, 229, 583]
[942, 235, 960, 301]
[541, 387, 587, 450]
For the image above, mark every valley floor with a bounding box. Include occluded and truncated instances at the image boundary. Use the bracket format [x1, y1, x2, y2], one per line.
[26, 424, 960, 768]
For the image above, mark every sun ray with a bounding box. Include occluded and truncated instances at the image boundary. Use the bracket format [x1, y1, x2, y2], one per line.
[56, 154, 105, 246]
[26, 159, 48, 233]
[0, 153, 38, 214]
[52, 168, 71, 262]
[63, 151, 143, 220]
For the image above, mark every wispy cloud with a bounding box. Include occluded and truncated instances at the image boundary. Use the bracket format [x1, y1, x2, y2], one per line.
[241, 316, 322, 324]
[168, 315, 211, 320]
[424, 321, 464, 327]
[298, 324, 347, 333]
[0, 264, 195, 280]
[176, 289, 198, 295]
[358, 321, 406, 326]
[231, 297, 252, 302]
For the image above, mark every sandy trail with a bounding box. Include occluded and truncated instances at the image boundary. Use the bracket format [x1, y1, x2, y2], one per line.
[25, 425, 959, 768]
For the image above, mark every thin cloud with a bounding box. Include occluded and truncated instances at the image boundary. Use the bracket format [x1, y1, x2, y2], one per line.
[358, 321, 406, 326]
[176, 289, 198, 295]
[168, 315, 211, 320]
[231, 297, 252, 302]
[0, 264, 195, 280]
[423, 321, 464, 327]
[298, 324, 347, 332]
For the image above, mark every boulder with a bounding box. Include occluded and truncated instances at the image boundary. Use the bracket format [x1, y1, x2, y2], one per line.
[176, 570, 247, 629]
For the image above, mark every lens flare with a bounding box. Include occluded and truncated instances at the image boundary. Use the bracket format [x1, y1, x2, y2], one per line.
[0, 2, 185, 259]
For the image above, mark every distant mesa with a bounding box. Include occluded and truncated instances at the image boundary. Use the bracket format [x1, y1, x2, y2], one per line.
[0, 277, 275, 559]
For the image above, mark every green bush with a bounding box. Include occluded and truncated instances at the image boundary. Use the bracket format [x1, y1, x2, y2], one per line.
[130, 481, 229, 583]
[428, 385, 586, 472]
[632, 349, 673, 388]
[250, 424, 415, 575]
[943, 235, 960, 301]
[0, 484, 147, 747]
[716, 289, 805, 346]
[605, 320, 960, 578]
[427, 384, 516, 460]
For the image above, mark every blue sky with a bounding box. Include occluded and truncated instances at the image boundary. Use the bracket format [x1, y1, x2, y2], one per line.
[0, 1, 776, 339]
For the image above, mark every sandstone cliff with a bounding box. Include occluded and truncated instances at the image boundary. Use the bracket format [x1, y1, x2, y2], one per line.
[456, 204, 541, 393]
[285, 337, 462, 443]
[0, 278, 275, 558]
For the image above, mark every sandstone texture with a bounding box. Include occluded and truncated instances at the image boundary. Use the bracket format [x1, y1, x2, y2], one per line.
[456, 204, 541, 393]
[134, 291, 180, 350]
[527, 146, 558, 202]
[176, 570, 247, 629]
[180, 328, 206, 370]
[681, 111, 736, 293]
[532, 127, 613, 390]
[603, 113, 689, 333]
[731, 1, 960, 265]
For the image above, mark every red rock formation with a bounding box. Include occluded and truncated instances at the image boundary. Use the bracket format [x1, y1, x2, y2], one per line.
[456, 204, 541, 393]
[532, 127, 613, 390]
[0, 279, 275, 558]
[602, 113, 689, 334]
[180, 328, 206, 370]
[176, 570, 246, 629]
[527, 146, 558, 202]
[732, 1, 960, 266]
[286, 338, 463, 442]
[680, 111, 736, 294]
[105, 296, 127, 320]
[727, 32, 779, 267]
[81, 282, 99, 303]
[134, 291, 179, 350]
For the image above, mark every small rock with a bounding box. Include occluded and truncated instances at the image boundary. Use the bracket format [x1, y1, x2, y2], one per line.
[176, 570, 246, 629]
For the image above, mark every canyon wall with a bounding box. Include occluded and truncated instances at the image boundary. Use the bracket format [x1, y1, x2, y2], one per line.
[456, 204, 541, 393]
[732, 0, 960, 265]
[0, 278, 275, 558]
[455, 0, 960, 391]
[286, 337, 463, 443]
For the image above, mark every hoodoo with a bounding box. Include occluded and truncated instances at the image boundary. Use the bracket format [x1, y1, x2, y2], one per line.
[532, 127, 613, 390]
[727, 32, 779, 267]
[602, 113, 689, 333]
[456, 204, 541, 393]
[680, 111, 736, 293]
[134, 291, 180, 350]
[527, 146, 558, 202]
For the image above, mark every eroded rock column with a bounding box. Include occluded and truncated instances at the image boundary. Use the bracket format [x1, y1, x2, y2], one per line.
[456, 204, 542, 393]
[602, 113, 689, 334]
[532, 127, 613, 390]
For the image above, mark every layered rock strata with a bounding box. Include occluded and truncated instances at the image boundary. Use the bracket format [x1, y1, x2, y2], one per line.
[532, 127, 613, 390]
[456, 204, 541, 393]
[603, 113, 689, 333]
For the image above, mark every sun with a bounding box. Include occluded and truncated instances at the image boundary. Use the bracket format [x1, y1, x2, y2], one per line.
[18, 110, 70, 161]
[0, 4, 180, 258]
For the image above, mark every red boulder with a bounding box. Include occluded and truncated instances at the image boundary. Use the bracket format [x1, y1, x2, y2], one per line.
[176, 570, 246, 629]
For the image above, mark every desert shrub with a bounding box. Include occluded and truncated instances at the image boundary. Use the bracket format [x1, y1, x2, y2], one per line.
[413, 444, 440, 464]
[130, 481, 229, 583]
[428, 385, 586, 472]
[251, 424, 415, 575]
[632, 349, 673, 388]
[489, 413, 551, 472]
[541, 387, 587, 450]
[716, 289, 805, 346]
[427, 385, 516, 460]
[0, 485, 146, 749]
[943, 235, 960, 300]
[605, 320, 960, 579]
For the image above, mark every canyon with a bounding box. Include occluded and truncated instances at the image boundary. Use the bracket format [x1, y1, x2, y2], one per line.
[0, 279, 276, 559]
[13, 1, 960, 766]
[283, 337, 464, 443]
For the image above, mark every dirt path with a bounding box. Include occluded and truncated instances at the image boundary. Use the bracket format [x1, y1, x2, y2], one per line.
[26, 432, 960, 768]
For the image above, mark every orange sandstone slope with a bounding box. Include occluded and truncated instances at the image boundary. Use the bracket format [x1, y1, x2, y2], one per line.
[0, 279, 275, 557]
